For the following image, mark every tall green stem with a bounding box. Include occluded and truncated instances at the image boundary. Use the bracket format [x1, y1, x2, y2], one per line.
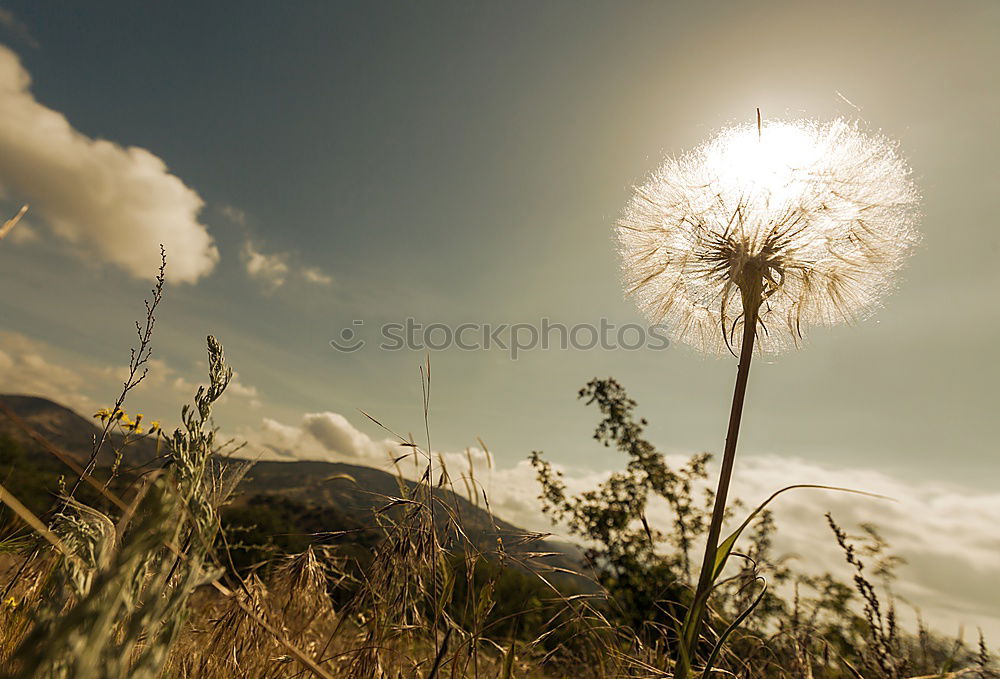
[675, 294, 760, 679]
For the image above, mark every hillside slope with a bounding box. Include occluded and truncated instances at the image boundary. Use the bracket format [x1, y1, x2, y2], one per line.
[0, 394, 581, 568]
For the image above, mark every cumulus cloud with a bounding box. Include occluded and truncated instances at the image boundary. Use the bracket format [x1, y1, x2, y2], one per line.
[248, 410, 404, 464]
[243, 240, 334, 290]
[0, 46, 218, 282]
[302, 412, 374, 456]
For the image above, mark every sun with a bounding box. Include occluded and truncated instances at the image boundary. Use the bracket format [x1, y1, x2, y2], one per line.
[704, 120, 824, 209]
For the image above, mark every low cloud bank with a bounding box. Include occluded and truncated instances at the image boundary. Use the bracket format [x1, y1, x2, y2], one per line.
[0, 331, 261, 424]
[246, 409, 1000, 642]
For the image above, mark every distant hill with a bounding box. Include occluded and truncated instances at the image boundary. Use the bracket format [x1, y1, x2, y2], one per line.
[237, 459, 525, 536]
[0, 394, 163, 469]
[0, 394, 584, 572]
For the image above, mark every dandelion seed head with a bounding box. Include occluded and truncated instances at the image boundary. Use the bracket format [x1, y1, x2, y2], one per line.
[617, 118, 920, 355]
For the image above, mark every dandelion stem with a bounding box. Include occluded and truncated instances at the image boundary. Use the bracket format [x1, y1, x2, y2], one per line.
[676, 292, 759, 679]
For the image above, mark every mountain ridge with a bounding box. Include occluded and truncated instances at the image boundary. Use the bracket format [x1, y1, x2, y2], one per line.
[0, 393, 582, 567]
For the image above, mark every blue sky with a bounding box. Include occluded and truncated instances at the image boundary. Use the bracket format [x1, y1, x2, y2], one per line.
[0, 1, 998, 635]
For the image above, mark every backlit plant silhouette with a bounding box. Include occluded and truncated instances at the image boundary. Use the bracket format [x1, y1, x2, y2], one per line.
[616, 113, 920, 677]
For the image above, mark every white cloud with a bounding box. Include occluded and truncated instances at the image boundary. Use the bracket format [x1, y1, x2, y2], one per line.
[242, 240, 333, 290]
[247, 410, 404, 464]
[0, 331, 98, 413]
[725, 456, 1000, 640]
[0, 332, 263, 427]
[302, 412, 373, 457]
[243, 241, 290, 290]
[151, 360, 261, 413]
[0, 46, 218, 283]
[302, 266, 334, 286]
[496, 450, 1000, 642]
[731, 456, 1000, 574]
[226, 372, 260, 400]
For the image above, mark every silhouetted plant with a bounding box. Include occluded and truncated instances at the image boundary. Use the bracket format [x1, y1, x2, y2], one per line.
[532, 378, 725, 640]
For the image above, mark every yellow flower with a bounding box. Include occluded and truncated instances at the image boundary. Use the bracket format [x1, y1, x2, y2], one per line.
[124, 413, 144, 434]
[93, 408, 111, 421]
[149, 420, 161, 433]
[3, 596, 17, 610]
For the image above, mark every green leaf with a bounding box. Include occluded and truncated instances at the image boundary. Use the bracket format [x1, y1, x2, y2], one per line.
[677, 483, 891, 678]
[501, 640, 516, 679]
[711, 484, 891, 582]
[703, 577, 767, 677]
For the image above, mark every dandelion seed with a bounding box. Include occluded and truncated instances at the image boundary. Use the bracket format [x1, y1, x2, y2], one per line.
[618, 114, 921, 678]
[617, 117, 919, 355]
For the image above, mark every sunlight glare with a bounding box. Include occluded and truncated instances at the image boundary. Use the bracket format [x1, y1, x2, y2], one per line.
[706, 122, 822, 207]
